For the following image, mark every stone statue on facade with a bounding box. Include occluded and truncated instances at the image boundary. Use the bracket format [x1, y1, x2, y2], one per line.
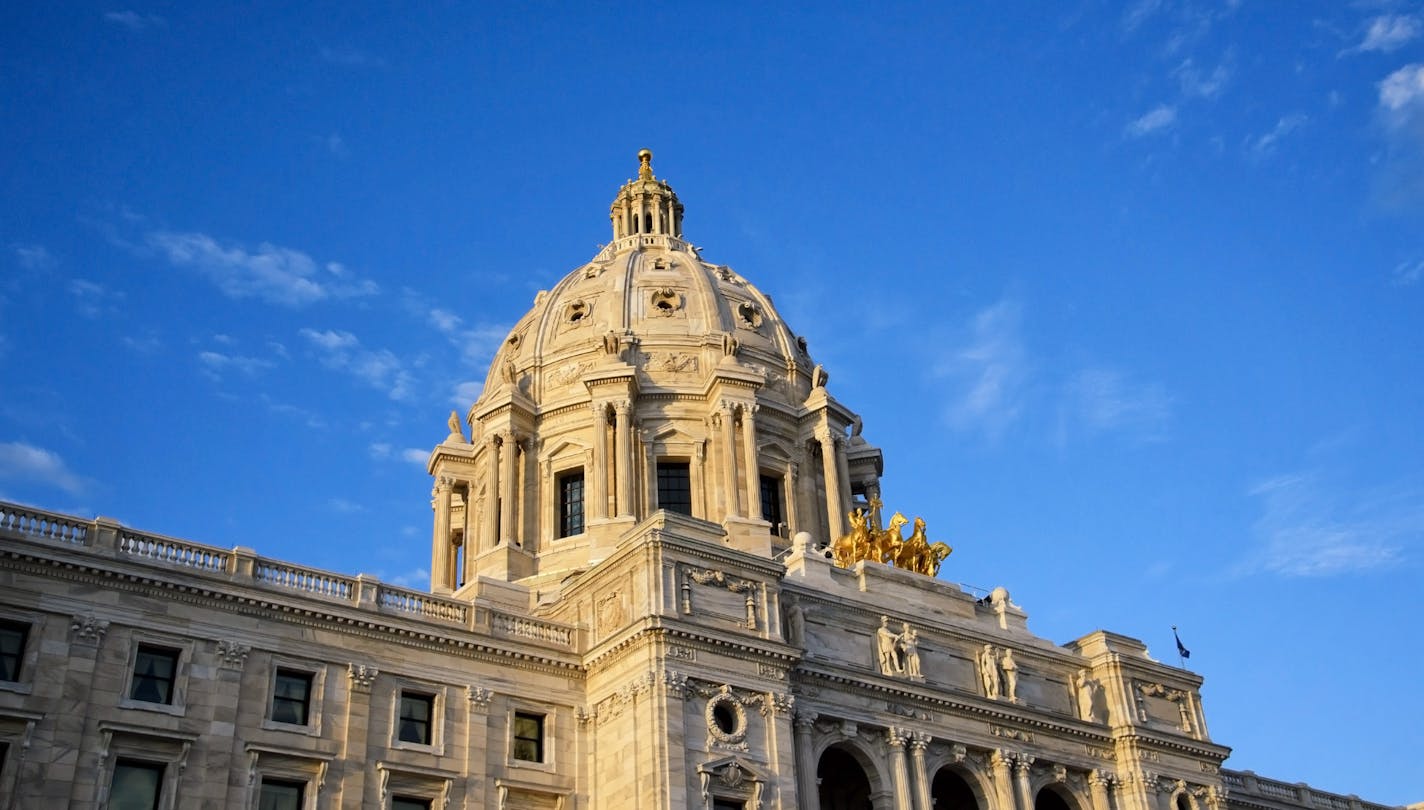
[1074, 669, 1100, 722]
[785, 597, 806, 647]
[1000, 649, 1019, 703]
[898, 622, 922, 680]
[979, 644, 1002, 699]
[447, 410, 466, 443]
[876, 615, 903, 676]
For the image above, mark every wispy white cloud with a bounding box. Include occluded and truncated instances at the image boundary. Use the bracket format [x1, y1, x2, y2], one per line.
[1240, 471, 1421, 577]
[1392, 258, 1424, 286]
[1121, 0, 1164, 34]
[1356, 14, 1420, 54]
[368, 442, 393, 459]
[1247, 113, 1308, 158]
[1374, 63, 1424, 208]
[146, 230, 378, 307]
[1173, 57, 1231, 99]
[401, 448, 429, 465]
[12, 244, 55, 271]
[451, 381, 482, 408]
[122, 333, 163, 354]
[299, 328, 414, 400]
[103, 10, 166, 30]
[197, 350, 276, 380]
[931, 300, 1029, 438]
[67, 279, 124, 319]
[323, 133, 349, 158]
[1126, 104, 1178, 138]
[368, 442, 428, 466]
[0, 441, 88, 495]
[1065, 368, 1172, 442]
[328, 497, 366, 514]
[257, 394, 328, 430]
[385, 567, 430, 588]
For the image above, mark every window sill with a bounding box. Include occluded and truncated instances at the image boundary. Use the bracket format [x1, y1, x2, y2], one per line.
[118, 697, 186, 717]
[0, 680, 32, 695]
[261, 718, 321, 737]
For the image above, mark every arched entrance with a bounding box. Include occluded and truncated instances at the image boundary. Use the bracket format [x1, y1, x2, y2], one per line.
[1036, 786, 1076, 810]
[818, 745, 872, 810]
[932, 767, 980, 810]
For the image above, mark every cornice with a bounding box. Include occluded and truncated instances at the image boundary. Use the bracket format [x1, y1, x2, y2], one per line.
[0, 547, 583, 677]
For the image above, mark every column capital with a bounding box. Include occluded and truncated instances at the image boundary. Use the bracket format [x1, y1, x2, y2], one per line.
[991, 749, 1017, 770]
[908, 731, 932, 751]
[886, 727, 910, 748]
[613, 398, 633, 415]
[1088, 770, 1117, 789]
[794, 711, 819, 731]
[1012, 754, 1036, 775]
[742, 401, 760, 417]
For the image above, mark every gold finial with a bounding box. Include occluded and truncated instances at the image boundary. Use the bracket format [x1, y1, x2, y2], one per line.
[637, 148, 654, 180]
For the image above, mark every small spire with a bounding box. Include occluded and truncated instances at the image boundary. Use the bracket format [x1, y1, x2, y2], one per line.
[637, 149, 654, 180]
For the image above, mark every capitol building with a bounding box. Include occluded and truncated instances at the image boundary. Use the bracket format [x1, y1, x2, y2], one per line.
[0, 152, 1405, 810]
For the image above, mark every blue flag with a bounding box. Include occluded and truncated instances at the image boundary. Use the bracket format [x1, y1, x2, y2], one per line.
[1173, 626, 1191, 659]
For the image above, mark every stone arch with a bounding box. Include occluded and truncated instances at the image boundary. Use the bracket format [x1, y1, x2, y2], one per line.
[1034, 780, 1087, 810]
[811, 731, 891, 808]
[816, 742, 881, 810]
[1169, 784, 1202, 810]
[930, 763, 988, 810]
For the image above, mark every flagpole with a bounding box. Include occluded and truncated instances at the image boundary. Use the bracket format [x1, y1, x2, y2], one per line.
[1172, 625, 1186, 669]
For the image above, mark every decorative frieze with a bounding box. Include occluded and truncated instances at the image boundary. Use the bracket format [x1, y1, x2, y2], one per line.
[989, 723, 1035, 744]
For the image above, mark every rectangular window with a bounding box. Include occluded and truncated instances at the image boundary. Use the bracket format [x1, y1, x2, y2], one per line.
[129, 645, 179, 704]
[759, 474, 783, 529]
[656, 461, 692, 516]
[109, 759, 164, 810]
[0, 620, 27, 682]
[512, 711, 545, 762]
[392, 799, 432, 810]
[712, 801, 746, 810]
[398, 692, 434, 745]
[271, 669, 313, 726]
[558, 470, 585, 537]
[258, 778, 305, 810]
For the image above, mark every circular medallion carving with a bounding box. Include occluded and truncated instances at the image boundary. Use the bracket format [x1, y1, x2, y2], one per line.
[705, 690, 747, 745]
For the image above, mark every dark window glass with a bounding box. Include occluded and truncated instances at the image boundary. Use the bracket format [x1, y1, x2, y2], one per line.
[258, 778, 305, 810]
[0, 620, 28, 681]
[656, 461, 692, 516]
[110, 760, 164, 810]
[398, 692, 434, 744]
[392, 799, 431, 810]
[271, 669, 313, 725]
[512, 711, 544, 762]
[713, 801, 745, 810]
[558, 471, 585, 537]
[759, 474, 783, 528]
[129, 645, 179, 704]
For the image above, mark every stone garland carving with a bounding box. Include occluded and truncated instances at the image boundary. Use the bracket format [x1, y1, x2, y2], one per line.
[1136, 681, 1196, 733]
[873, 617, 924, 681]
[888, 702, 931, 722]
[214, 639, 250, 669]
[979, 645, 1020, 703]
[69, 614, 109, 642]
[548, 360, 593, 387]
[989, 724, 1035, 743]
[347, 663, 379, 692]
[705, 688, 750, 750]
[681, 567, 759, 630]
[642, 352, 699, 374]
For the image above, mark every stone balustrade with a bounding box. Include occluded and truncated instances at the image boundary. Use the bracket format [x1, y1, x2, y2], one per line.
[0, 500, 575, 649]
[1222, 771, 1398, 810]
[0, 501, 88, 545]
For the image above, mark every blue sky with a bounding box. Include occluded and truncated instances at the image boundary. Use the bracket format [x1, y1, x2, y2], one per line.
[2, 2, 1422, 803]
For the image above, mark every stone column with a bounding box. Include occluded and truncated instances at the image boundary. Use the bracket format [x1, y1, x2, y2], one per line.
[741, 403, 762, 520]
[589, 404, 607, 520]
[818, 428, 846, 538]
[834, 433, 853, 518]
[886, 728, 914, 810]
[1089, 771, 1115, 810]
[339, 663, 379, 808]
[719, 401, 739, 517]
[614, 400, 633, 517]
[908, 732, 933, 810]
[431, 477, 453, 593]
[483, 436, 500, 550]
[500, 430, 518, 546]
[794, 712, 821, 810]
[991, 750, 1017, 810]
[1012, 754, 1036, 810]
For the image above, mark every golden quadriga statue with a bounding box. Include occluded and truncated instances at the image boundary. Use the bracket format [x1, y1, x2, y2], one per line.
[830, 505, 952, 576]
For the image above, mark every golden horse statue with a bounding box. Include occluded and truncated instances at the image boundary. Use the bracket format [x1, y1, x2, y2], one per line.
[829, 509, 950, 576]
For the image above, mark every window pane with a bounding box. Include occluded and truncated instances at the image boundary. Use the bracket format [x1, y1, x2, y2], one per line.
[399, 693, 433, 744]
[130, 646, 178, 704]
[559, 471, 585, 537]
[656, 462, 692, 515]
[110, 760, 163, 810]
[759, 474, 783, 527]
[272, 670, 312, 725]
[0, 620, 27, 681]
[513, 711, 544, 762]
[258, 779, 305, 810]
